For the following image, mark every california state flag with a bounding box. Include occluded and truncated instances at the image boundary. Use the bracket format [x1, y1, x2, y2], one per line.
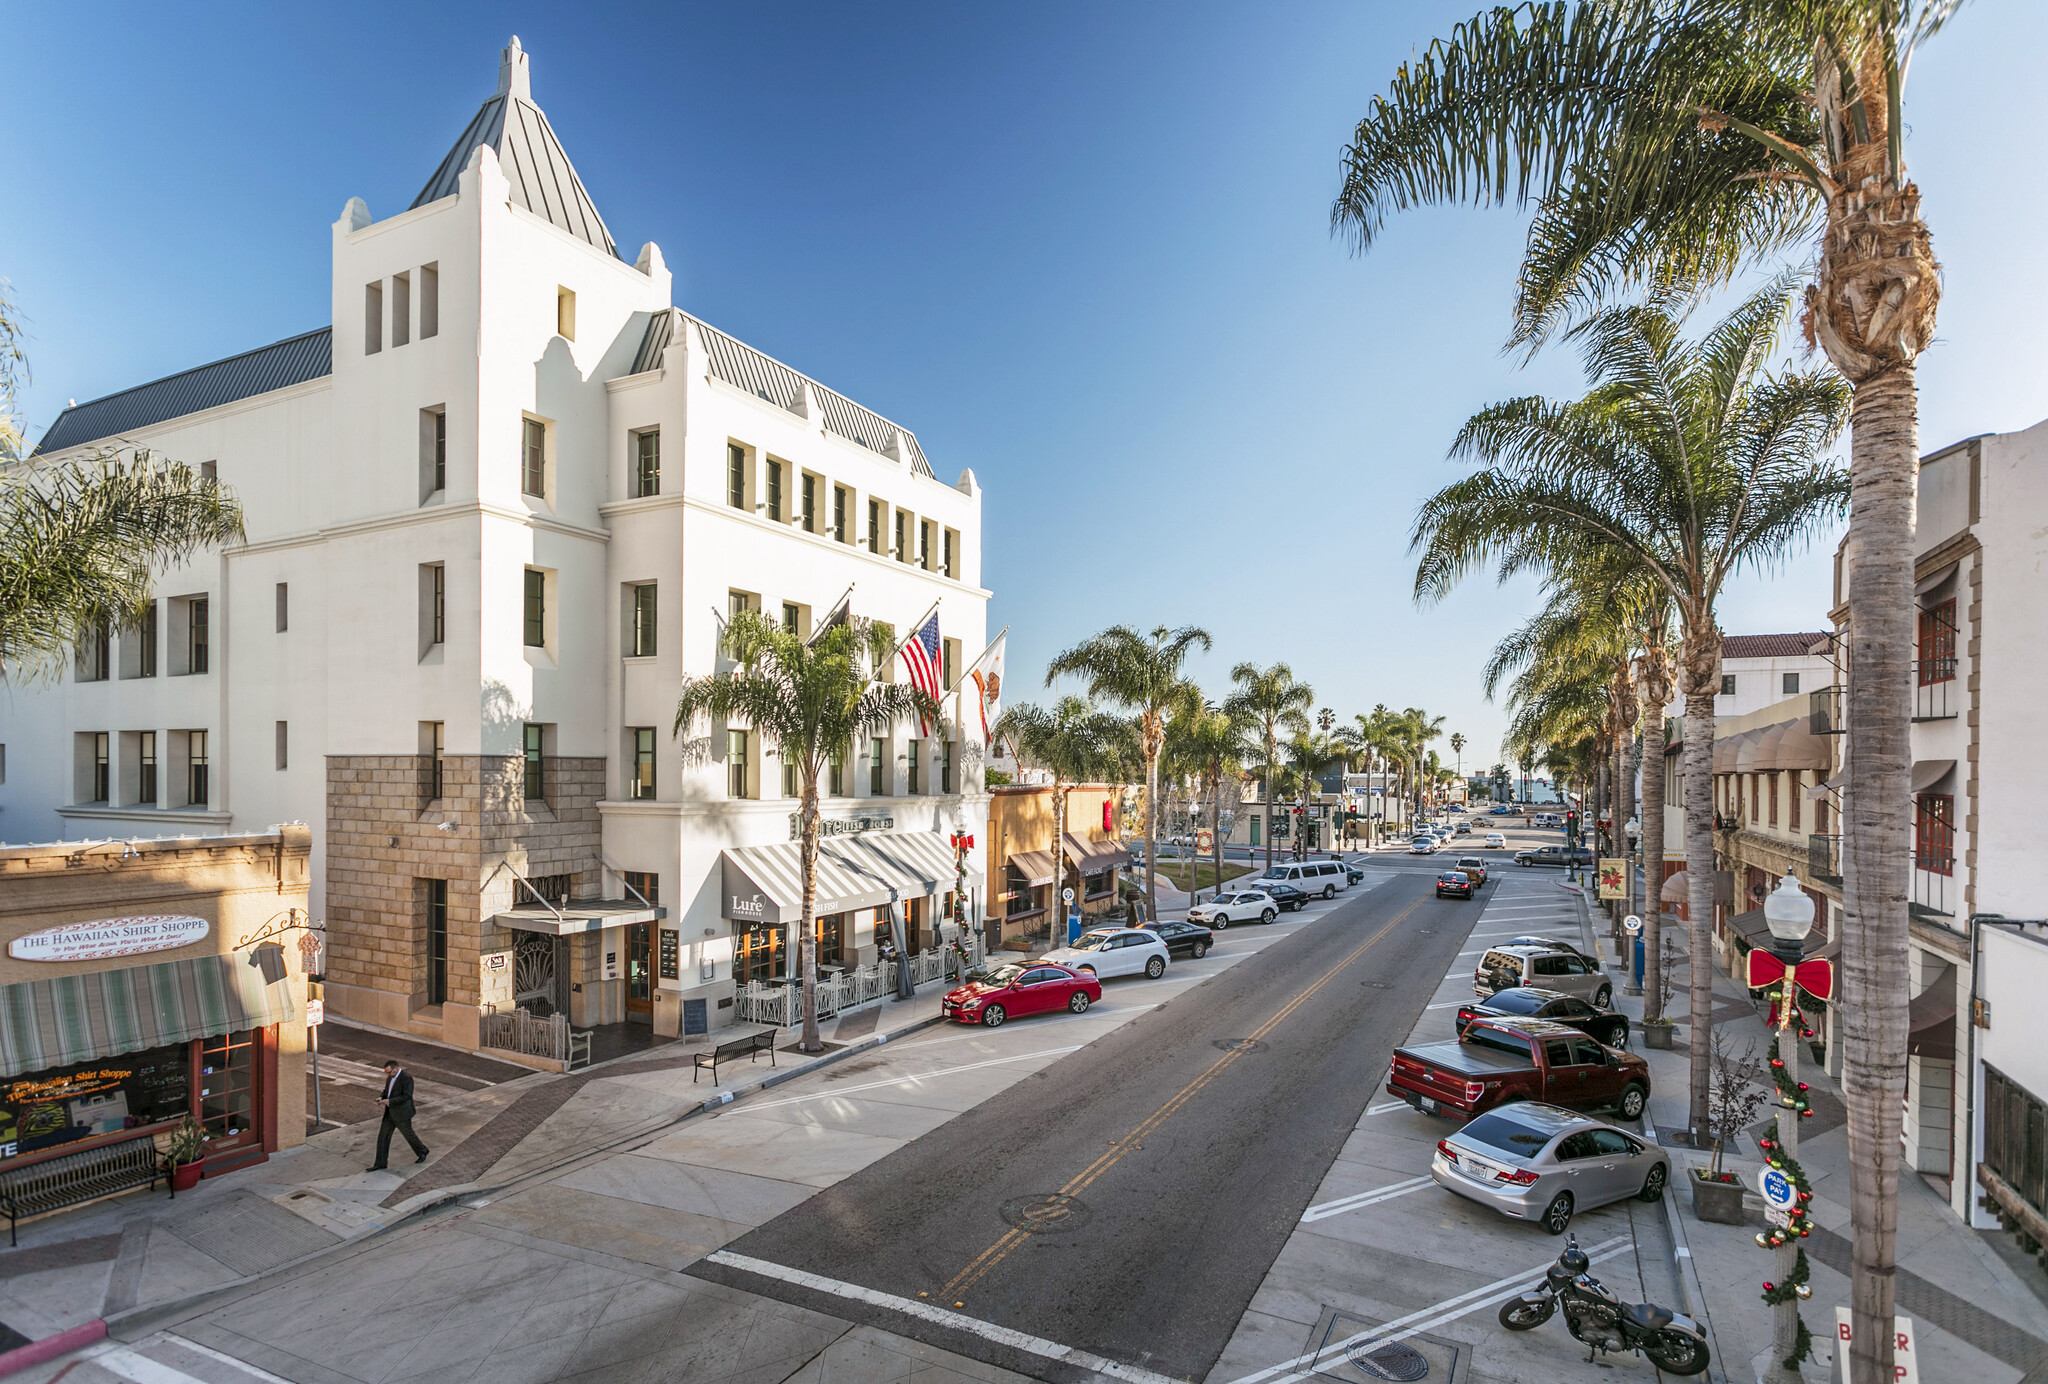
[961, 630, 1006, 747]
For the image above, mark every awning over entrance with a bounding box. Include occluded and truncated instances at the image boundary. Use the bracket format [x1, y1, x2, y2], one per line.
[722, 830, 987, 926]
[1007, 850, 1057, 887]
[1912, 759, 1957, 793]
[490, 901, 666, 936]
[1909, 975, 1958, 1060]
[1067, 834, 1133, 873]
[0, 954, 296, 1080]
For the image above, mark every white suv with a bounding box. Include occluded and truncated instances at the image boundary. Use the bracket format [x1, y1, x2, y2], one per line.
[1042, 927, 1170, 979]
[1187, 891, 1279, 928]
[1257, 861, 1350, 899]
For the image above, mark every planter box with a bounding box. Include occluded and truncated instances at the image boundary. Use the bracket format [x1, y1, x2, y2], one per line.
[168, 1159, 204, 1194]
[1690, 1171, 1747, 1225]
[1643, 1023, 1677, 1050]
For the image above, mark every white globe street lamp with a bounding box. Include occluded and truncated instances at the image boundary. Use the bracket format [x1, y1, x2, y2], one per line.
[1762, 872, 1817, 964]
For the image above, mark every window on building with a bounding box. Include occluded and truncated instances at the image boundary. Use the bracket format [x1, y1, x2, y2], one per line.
[870, 737, 885, 795]
[188, 730, 209, 806]
[420, 263, 439, 338]
[188, 598, 209, 674]
[77, 621, 110, 682]
[894, 510, 908, 562]
[1919, 599, 1958, 685]
[920, 519, 935, 571]
[783, 760, 798, 798]
[632, 583, 657, 657]
[364, 281, 383, 354]
[728, 729, 750, 799]
[275, 582, 289, 633]
[275, 720, 288, 772]
[801, 472, 817, 533]
[782, 602, 801, 635]
[392, 271, 411, 348]
[1782, 671, 1800, 695]
[942, 638, 960, 691]
[623, 870, 659, 907]
[828, 747, 844, 797]
[943, 528, 957, 579]
[818, 913, 847, 969]
[522, 417, 547, 497]
[632, 727, 656, 799]
[907, 740, 921, 794]
[425, 879, 448, 1006]
[424, 564, 446, 650]
[734, 922, 783, 984]
[136, 602, 156, 678]
[940, 739, 953, 795]
[424, 721, 445, 800]
[1720, 674, 1736, 697]
[92, 732, 109, 802]
[556, 286, 576, 341]
[524, 569, 546, 647]
[421, 407, 447, 499]
[868, 499, 882, 554]
[523, 723, 545, 801]
[1768, 771, 1778, 827]
[766, 459, 783, 521]
[629, 428, 660, 498]
[1915, 794, 1955, 875]
[833, 486, 849, 543]
[728, 443, 747, 509]
[138, 731, 156, 805]
[1790, 773, 1801, 832]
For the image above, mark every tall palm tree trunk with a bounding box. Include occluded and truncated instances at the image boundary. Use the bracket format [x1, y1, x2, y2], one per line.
[1143, 737, 1161, 921]
[1262, 736, 1276, 872]
[1642, 702, 1668, 1020]
[799, 779, 822, 1052]
[1681, 626, 1721, 1139]
[1842, 366, 1917, 1378]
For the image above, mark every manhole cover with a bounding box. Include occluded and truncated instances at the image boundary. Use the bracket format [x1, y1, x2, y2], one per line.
[1212, 1038, 1266, 1054]
[999, 1194, 1092, 1234]
[1345, 1340, 1429, 1381]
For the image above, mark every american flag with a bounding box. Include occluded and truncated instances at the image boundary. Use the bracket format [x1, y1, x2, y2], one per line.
[901, 612, 941, 734]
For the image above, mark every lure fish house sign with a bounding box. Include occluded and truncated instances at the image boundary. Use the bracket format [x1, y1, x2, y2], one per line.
[9, 915, 211, 963]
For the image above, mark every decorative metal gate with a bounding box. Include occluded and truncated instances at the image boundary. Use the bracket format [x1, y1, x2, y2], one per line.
[513, 932, 558, 1012]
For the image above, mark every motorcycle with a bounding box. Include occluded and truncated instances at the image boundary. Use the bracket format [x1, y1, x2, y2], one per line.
[1497, 1235, 1710, 1376]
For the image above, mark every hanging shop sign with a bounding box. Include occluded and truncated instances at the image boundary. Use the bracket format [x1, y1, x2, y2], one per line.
[9, 915, 210, 963]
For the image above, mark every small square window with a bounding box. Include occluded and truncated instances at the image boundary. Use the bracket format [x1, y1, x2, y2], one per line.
[1720, 674, 1736, 697]
[1782, 672, 1800, 695]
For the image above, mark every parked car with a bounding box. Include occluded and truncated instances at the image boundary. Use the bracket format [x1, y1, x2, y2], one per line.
[1513, 845, 1593, 869]
[1263, 882, 1312, 912]
[1042, 926, 1170, 980]
[1501, 936, 1600, 965]
[1341, 862, 1365, 884]
[1186, 890, 1279, 929]
[1474, 943, 1613, 1006]
[1143, 918, 1215, 959]
[1455, 987, 1631, 1050]
[1435, 870, 1476, 900]
[1431, 1102, 1668, 1234]
[1484, 832, 1508, 849]
[943, 962, 1101, 1027]
[1259, 860, 1351, 898]
[1453, 856, 1489, 886]
[1386, 1017, 1651, 1121]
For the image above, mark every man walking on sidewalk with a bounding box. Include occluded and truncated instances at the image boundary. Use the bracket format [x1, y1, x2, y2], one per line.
[367, 1060, 429, 1170]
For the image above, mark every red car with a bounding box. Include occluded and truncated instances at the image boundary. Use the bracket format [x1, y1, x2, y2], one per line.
[942, 962, 1101, 1027]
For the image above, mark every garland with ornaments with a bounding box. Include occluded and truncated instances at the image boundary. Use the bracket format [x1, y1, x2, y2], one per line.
[1753, 995, 1820, 1368]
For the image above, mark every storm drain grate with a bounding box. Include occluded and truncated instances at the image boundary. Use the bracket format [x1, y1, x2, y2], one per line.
[1346, 1340, 1429, 1381]
[166, 1191, 342, 1275]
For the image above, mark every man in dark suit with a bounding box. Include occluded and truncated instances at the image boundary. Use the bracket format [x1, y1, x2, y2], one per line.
[367, 1060, 429, 1170]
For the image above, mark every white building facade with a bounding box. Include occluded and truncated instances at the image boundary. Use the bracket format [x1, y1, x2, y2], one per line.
[0, 39, 991, 1052]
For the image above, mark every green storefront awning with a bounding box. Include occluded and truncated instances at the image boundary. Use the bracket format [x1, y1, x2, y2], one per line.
[0, 955, 297, 1079]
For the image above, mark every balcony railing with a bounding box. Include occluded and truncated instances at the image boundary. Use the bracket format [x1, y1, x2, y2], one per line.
[1808, 834, 1843, 887]
[1914, 658, 1958, 720]
[1810, 684, 1846, 735]
[1912, 852, 1955, 917]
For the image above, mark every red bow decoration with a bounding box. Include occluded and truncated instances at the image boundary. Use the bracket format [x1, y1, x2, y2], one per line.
[1746, 949, 1834, 1024]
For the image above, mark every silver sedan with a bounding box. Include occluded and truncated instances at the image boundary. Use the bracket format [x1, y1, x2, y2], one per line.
[1430, 1102, 1669, 1234]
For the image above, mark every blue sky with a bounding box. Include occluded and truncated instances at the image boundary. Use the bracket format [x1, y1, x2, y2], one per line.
[7, 2, 2045, 769]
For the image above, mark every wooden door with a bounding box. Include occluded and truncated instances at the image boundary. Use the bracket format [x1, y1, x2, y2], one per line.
[625, 923, 654, 1021]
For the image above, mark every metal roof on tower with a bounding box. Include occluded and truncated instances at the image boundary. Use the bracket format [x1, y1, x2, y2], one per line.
[412, 37, 620, 260]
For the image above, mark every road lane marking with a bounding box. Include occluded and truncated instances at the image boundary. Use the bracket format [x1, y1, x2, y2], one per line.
[1226, 1237, 1632, 1384]
[1301, 1175, 1433, 1222]
[704, 1250, 1186, 1384]
[740, 1048, 1086, 1110]
[941, 891, 1430, 1298]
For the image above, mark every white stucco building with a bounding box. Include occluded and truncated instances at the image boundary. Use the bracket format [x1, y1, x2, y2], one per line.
[1712, 632, 1837, 719]
[0, 39, 992, 1053]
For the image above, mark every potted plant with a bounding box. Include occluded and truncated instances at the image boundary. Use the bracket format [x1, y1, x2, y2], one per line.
[1690, 1033, 1767, 1225]
[1642, 935, 1680, 1049]
[162, 1115, 206, 1195]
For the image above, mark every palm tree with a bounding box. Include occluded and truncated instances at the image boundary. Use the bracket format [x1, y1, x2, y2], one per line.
[995, 696, 1135, 935]
[1282, 732, 1346, 859]
[1224, 663, 1313, 871]
[1449, 732, 1467, 789]
[1, 286, 245, 679]
[1165, 701, 1247, 895]
[1411, 288, 1848, 1144]
[1334, 11, 1962, 1368]
[1400, 708, 1446, 821]
[1045, 624, 1210, 921]
[674, 611, 934, 1053]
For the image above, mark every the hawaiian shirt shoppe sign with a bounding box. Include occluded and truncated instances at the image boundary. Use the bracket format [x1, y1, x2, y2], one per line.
[9, 915, 210, 963]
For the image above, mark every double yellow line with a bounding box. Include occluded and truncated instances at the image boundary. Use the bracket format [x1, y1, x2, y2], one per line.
[939, 894, 1425, 1301]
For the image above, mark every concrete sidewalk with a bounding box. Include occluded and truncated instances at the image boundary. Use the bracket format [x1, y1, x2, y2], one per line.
[0, 986, 948, 1354]
[1583, 886, 2048, 1382]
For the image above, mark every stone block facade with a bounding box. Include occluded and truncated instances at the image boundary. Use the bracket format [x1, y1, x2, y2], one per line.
[325, 754, 603, 1038]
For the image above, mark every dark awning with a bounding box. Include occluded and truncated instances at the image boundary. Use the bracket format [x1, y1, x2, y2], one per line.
[1909, 979, 1958, 1061]
[1066, 834, 1132, 873]
[0, 955, 297, 1079]
[1912, 759, 1957, 793]
[1006, 851, 1057, 887]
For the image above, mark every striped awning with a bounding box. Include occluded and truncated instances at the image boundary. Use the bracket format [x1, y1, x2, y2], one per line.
[0, 955, 297, 1079]
[722, 830, 986, 926]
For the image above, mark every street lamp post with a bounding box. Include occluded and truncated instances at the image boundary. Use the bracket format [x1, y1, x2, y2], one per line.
[1760, 873, 1816, 1384]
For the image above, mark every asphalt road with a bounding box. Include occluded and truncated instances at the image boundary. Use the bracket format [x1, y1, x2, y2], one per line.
[689, 868, 1485, 1382]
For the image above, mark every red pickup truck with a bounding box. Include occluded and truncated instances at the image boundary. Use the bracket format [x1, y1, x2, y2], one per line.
[1386, 1017, 1650, 1122]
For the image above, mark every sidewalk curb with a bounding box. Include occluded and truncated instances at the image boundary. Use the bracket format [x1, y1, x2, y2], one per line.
[0, 1320, 107, 1380]
[1644, 1129, 1733, 1384]
[97, 1010, 949, 1345]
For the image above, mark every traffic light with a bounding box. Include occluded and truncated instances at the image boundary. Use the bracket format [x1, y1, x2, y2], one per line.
[1564, 810, 1579, 839]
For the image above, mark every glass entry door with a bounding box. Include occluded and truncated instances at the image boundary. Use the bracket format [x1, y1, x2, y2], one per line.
[196, 1030, 259, 1154]
[625, 923, 653, 1022]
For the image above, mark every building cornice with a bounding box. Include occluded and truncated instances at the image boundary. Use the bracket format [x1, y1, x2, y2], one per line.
[229, 498, 611, 559]
[675, 493, 993, 599]
[53, 805, 235, 831]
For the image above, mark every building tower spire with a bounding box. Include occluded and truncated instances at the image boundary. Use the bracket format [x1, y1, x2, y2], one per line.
[497, 35, 530, 101]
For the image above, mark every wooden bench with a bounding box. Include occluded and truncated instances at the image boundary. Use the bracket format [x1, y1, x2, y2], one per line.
[693, 1029, 778, 1084]
[0, 1130, 163, 1246]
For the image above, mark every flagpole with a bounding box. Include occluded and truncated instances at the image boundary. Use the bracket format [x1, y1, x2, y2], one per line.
[960, 625, 1009, 678]
[806, 581, 858, 646]
[887, 598, 943, 658]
